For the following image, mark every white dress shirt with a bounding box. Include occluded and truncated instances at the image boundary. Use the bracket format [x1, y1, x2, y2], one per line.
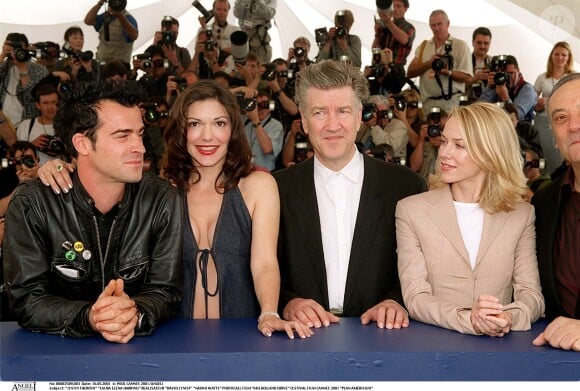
[314, 150, 364, 313]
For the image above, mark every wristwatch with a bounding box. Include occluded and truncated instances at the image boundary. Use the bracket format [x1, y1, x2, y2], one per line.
[252, 122, 261, 128]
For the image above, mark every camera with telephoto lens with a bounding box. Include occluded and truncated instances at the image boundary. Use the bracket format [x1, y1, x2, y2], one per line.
[107, 0, 127, 12]
[490, 55, 509, 86]
[33, 42, 61, 59]
[431, 40, 454, 73]
[63, 45, 93, 62]
[376, 0, 393, 13]
[235, 93, 257, 113]
[427, 107, 442, 138]
[192, 0, 214, 23]
[362, 103, 377, 122]
[41, 135, 66, 156]
[160, 31, 176, 46]
[11, 42, 39, 62]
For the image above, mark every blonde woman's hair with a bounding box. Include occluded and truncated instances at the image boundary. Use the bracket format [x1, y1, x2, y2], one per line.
[429, 102, 527, 213]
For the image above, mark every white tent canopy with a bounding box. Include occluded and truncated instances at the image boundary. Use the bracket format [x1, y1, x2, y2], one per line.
[1, 0, 579, 83]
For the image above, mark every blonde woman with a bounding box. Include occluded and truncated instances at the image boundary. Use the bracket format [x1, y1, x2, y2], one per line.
[395, 102, 544, 336]
[534, 41, 575, 174]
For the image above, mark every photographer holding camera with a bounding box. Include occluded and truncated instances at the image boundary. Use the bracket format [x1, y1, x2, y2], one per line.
[407, 10, 471, 114]
[195, 0, 240, 54]
[53, 26, 100, 88]
[134, 45, 175, 101]
[479, 55, 537, 123]
[15, 80, 66, 165]
[190, 29, 235, 80]
[372, 0, 415, 66]
[281, 117, 312, 168]
[154, 16, 191, 72]
[0, 33, 50, 127]
[409, 107, 447, 181]
[242, 90, 283, 171]
[84, 0, 138, 66]
[287, 37, 314, 76]
[316, 10, 362, 69]
[367, 94, 408, 160]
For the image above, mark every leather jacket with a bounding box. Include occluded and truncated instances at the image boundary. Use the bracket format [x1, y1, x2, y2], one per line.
[3, 171, 183, 338]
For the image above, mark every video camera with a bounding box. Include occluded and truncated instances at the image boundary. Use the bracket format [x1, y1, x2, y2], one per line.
[490, 55, 509, 86]
[192, 0, 214, 24]
[427, 107, 442, 138]
[431, 40, 454, 73]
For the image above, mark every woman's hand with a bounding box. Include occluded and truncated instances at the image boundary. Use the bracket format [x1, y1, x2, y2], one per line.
[38, 158, 75, 194]
[258, 312, 314, 340]
[470, 295, 511, 337]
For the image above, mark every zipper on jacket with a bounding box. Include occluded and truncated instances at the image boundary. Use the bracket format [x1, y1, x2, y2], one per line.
[92, 216, 118, 291]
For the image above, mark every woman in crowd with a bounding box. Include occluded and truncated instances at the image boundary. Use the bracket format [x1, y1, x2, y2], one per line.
[533, 41, 575, 175]
[162, 79, 311, 339]
[395, 102, 544, 336]
[53, 26, 100, 87]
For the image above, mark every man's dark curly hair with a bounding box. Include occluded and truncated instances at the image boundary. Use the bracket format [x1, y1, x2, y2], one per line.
[162, 79, 253, 192]
[53, 81, 145, 158]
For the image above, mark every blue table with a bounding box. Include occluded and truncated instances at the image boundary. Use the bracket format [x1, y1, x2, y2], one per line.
[1, 318, 578, 381]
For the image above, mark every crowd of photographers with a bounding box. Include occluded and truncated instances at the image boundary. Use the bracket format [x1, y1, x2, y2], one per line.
[0, 0, 575, 198]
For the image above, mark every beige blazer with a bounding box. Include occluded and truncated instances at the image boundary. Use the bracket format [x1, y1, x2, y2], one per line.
[395, 186, 544, 334]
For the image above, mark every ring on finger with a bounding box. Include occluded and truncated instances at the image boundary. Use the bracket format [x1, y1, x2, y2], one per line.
[56, 163, 64, 172]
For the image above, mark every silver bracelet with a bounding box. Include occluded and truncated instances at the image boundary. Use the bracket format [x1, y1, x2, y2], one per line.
[258, 311, 280, 323]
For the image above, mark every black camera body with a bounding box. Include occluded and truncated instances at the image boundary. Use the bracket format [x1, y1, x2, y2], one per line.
[1, 155, 37, 169]
[367, 48, 385, 81]
[235, 93, 257, 113]
[42, 135, 66, 156]
[314, 28, 328, 47]
[362, 103, 377, 122]
[160, 31, 176, 46]
[392, 94, 407, 111]
[141, 102, 160, 123]
[108, 0, 127, 12]
[293, 47, 305, 58]
[378, 109, 393, 121]
[427, 107, 442, 138]
[63, 46, 93, 62]
[431, 40, 454, 72]
[261, 63, 278, 81]
[33, 42, 61, 59]
[490, 55, 510, 86]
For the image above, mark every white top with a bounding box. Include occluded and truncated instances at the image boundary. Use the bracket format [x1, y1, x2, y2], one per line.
[533, 72, 564, 118]
[314, 149, 364, 313]
[2, 66, 24, 126]
[16, 118, 55, 165]
[453, 201, 484, 270]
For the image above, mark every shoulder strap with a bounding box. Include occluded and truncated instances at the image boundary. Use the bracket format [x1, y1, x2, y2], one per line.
[27, 117, 36, 140]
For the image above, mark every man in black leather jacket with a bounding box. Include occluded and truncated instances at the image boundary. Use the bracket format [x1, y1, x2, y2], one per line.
[3, 81, 183, 343]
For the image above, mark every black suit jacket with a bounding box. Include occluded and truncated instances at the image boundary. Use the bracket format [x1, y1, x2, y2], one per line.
[274, 154, 427, 317]
[532, 172, 580, 319]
